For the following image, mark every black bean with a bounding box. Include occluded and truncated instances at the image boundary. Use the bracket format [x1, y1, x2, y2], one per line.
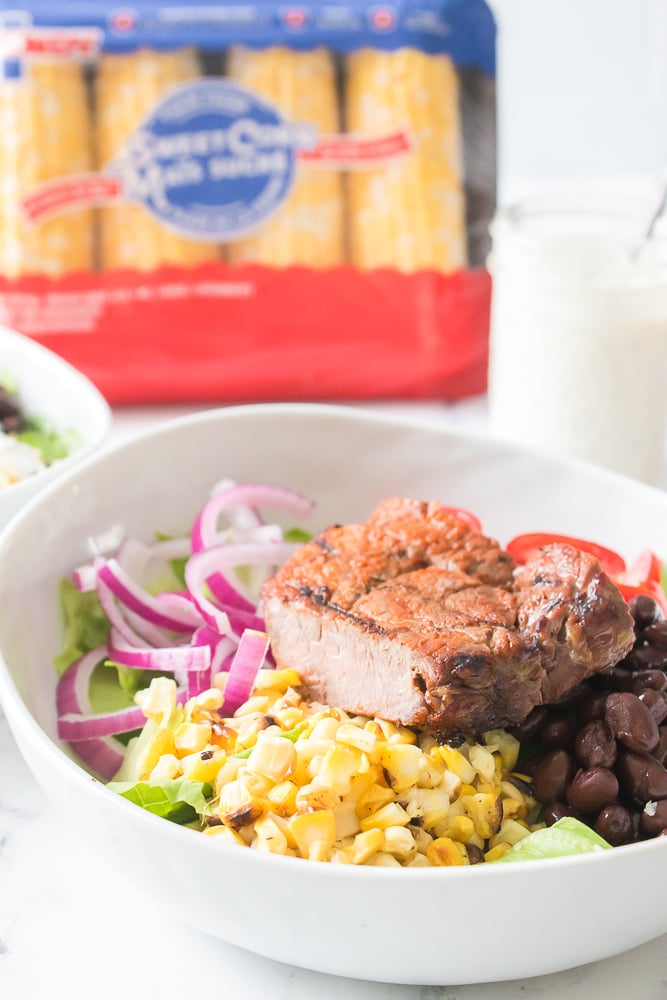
[574, 719, 617, 769]
[566, 767, 619, 815]
[642, 622, 667, 649]
[541, 801, 579, 827]
[539, 717, 576, 750]
[654, 728, 667, 766]
[532, 750, 576, 804]
[636, 689, 667, 725]
[594, 804, 635, 846]
[605, 692, 659, 754]
[576, 692, 609, 727]
[629, 669, 667, 693]
[617, 750, 667, 805]
[510, 706, 548, 743]
[626, 647, 667, 672]
[630, 595, 662, 629]
[639, 799, 667, 838]
[591, 665, 635, 691]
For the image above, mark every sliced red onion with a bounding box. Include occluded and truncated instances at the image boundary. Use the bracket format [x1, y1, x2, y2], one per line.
[59, 704, 149, 741]
[72, 562, 97, 593]
[108, 627, 211, 675]
[221, 629, 270, 715]
[56, 647, 126, 779]
[97, 576, 156, 649]
[185, 542, 299, 613]
[98, 559, 201, 633]
[191, 483, 314, 554]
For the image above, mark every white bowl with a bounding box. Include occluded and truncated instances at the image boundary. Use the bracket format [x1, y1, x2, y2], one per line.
[0, 327, 111, 527]
[0, 403, 667, 986]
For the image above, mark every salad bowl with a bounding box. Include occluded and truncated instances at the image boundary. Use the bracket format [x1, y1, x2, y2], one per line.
[0, 327, 111, 527]
[0, 403, 666, 985]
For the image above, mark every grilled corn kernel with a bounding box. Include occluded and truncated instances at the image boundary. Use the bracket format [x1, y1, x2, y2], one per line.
[336, 723, 379, 756]
[367, 851, 402, 867]
[348, 828, 385, 865]
[407, 853, 432, 868]
[380, 743, 423, 793]
[439, 746, 476, 784]
[356, 783, 395, 819]
[360, 801, 410, 831]
[135, 676, 178, 723]
[316, 745, 367, 796]
[483, 729, 521, 772]
[180, 749, 226, 783]
[149, 753, 181, 782]
[204, 825, 246, 847]
[290, 809, 337, 861]
[174, 722, 212, 756]
[427, 837, 467, 867]
[189, 688, 224, 714]
[295, 782, 340, 813]
[267, 779, 298, 817]
[468, 744, 497, 784]
[488, 819, 532, 850]
[213, 756, 245, 796]
[253, 668, 302, 693]
[484, 843, 511, 863]
[333, 800, 362, 840]
[235, 695, 271, 716]
[461, 793, 503, 839]
[137, 728, 176, 779]
[254, 815, 289, 855]
[376, 719, 418, 745]
[247, 734, 297, 783]
[401, 787, 450, 830]
[432, 814, 475, 843]
[383, 825, 417, 863]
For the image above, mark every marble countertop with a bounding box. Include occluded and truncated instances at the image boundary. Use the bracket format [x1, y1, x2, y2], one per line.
[2, 399, 667, 1000]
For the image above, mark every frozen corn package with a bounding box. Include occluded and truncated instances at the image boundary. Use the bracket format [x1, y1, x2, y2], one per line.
[0, 2, 496, 403]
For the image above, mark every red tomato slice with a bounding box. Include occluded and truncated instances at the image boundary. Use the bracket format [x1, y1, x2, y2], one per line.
[619, 549, 662, 586]
[506, 532, 626, 577]
[442, 507, 482, 531]
[616, 580, 667, 618]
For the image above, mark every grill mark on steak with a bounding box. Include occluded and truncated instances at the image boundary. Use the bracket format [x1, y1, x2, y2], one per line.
[261, 498, 635, 739]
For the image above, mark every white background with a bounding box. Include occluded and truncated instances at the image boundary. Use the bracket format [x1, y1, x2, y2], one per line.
[491, 0, 667, 200]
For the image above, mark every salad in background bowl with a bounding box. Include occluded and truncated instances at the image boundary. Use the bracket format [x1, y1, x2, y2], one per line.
[0, 327, 111, 527]
[0, 403, 667, 986]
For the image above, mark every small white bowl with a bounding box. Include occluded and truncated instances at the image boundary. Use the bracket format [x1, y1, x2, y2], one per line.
[1, 403, 667, 985]
[0, 327, 111, 528]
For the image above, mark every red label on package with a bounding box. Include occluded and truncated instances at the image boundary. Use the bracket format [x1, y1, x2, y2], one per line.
[300, 129, 411, 164]
[21, 174, 122, 224]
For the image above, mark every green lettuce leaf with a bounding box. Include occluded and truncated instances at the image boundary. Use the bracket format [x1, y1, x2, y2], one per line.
[107, 778, 213, 824]
[16, 416, 80, 464]
[54, 578, 111, 675]
[283, 526, 312, 544]
[492, 817, 612, 863]
[661, 561, 667, 599]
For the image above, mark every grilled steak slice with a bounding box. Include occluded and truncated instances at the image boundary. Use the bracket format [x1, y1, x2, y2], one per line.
[261, 499, 635, 739]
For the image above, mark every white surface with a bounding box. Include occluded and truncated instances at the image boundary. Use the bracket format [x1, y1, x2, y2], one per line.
[490, 0, 667, 201]
[0, 400, 667, 996]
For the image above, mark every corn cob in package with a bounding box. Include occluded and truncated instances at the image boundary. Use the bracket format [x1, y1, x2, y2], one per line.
[0, 2, 496, 403]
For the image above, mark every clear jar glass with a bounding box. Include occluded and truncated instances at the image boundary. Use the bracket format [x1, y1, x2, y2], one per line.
[487, 193, 667, 484]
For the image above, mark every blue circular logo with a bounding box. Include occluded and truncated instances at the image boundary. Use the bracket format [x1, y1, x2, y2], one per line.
[112, 79, 316, 241]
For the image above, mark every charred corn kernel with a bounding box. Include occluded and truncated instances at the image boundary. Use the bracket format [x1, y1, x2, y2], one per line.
[346, 47, 466, 274]
[376, 719, 418, 745]
[95, 48, 219, 270]
[226, 46, 344, 269]
[253, 668, 302, 693]
[348, 828, 385, 864]
[213, 756, 245, 795]
[433, 814, 475, 843]
[316, 745, 367, 796]
[417, 754, 446, 789]
[290, 809, 337, 861]
[247, 734, 297, 783]
[137, 728, 176, 779]
[401, 787, 450, 830]
[0, 61, 93, 278]
[356, 783, 395, 819]
[384, 825, 417, 863]
[367, 851, 402, 867]
[360, 801, 410, 831]
[484, 843, 511, 863]
[239, 769, 274, 798]
[189, 688, 224, 714]
[380, 744, 424, 793]
[218, 778, 254, 818]
[174, 722, 212, 756]
[439, 747, 476, 784]
[180, 749, 226, 783]
[412, 826, 434, 854]
[295, 782, 340, 813]
[149, 753, 181, 782]
[427, 837, 466, 867]
[461, 793, 503, 839]
[204, 825, 246, 846]
[488, 819, 532, 850]
[333, 800, 362, 840]
[267, 779, 298, 817]
[483, 730, 520, 772]
[254, 815, 289, 855]
[336, 723, 379, 756]
[441, 770, 463, 802]
[135, 676, 179, 724]
[347, 771, 378, 804]
[274, 706, 306, 731]
[469, 744, 497, 784]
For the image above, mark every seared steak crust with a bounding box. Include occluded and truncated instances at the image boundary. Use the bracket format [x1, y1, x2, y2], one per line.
[261, 499, 635, 739]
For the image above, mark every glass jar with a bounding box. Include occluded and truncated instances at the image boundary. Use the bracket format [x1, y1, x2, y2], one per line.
[487, 193, 667, 484]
